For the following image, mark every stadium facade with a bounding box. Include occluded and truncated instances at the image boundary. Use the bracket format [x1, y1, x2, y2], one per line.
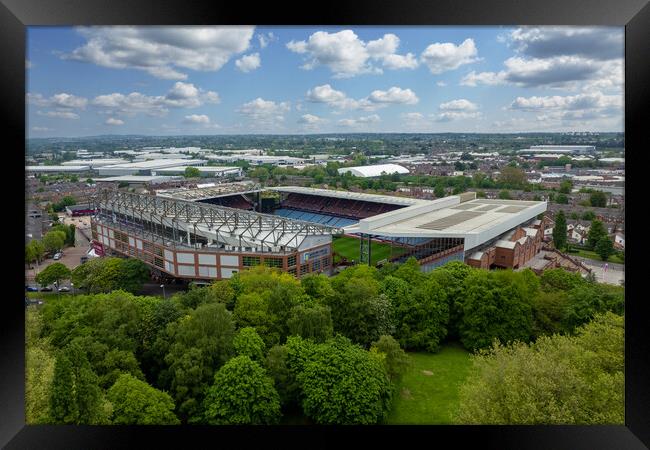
[90, 184, 548, 281]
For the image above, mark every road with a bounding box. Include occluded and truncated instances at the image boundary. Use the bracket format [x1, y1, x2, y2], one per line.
[25, 227, 91, 283]
[572, 256, 625, 285]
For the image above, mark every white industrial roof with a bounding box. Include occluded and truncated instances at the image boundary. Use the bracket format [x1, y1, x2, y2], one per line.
[269, 186, 427, 206]
[337, 164, 409, 178]
[343, 196, 547, 252]
[154, 166, 241, 173]
[26, 165, 90, 172]
[96, 175, 178, 182]
[101, 159, 207, 170]
[62, 159, 128, 167]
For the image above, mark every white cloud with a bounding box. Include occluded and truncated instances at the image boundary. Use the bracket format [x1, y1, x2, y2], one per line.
[258, 32, 277, 49]
[462, 28, 623, 91]
[306, 84, 418, 111]
[37, 110, 79, 119]
[508, 91, 622, 112]
[368, 87, 419, 105]
[105, 117, 124, 125]
[402, 112, 425, 121]
[91, 82, 219, 117]
[299, 114, 324, 124]
[183, 114, 210, 124]
[460, 71, 507, 87]
[31, 126, 52, 132]
[237, 97, 290, 123]
[235, 53, 261, 73]
[435, 111, 481, 122]
[508, 27, 623, 61]
[439, 99, 479, 111]
[62, 26, 255, 79]
[27, 92, 88, 109]
[436, 81, 447, 87]
[434, 99, 481, 122]
[420, 38, 480, 74]
[287, 30, 418, 77]
[338, 114, 381, 127]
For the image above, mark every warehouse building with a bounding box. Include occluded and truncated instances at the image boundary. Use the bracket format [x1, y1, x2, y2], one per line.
[97, 159, 207, 176]
[337, 163, 409, 177]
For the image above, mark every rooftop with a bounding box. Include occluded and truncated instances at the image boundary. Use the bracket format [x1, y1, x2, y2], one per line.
[337, 163, 409, 178]
[269, 186, 426, 206]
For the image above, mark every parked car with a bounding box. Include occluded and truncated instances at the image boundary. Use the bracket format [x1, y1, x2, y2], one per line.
[58, 286, 70, 292]
[40, 286, 53, 292]
[53, 252, 63, 260]
[25, 286, 39, 292]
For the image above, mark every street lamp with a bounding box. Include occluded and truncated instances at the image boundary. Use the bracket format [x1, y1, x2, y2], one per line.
[160, 284, 166, 299]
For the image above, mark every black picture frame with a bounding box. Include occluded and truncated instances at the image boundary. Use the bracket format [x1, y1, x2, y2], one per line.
[2, 0, 647, 448]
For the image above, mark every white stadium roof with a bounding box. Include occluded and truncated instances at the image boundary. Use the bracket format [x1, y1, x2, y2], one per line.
[337, 163, 409, 178]
[270, 186, 426, 206]
[343, 195, 547, 251]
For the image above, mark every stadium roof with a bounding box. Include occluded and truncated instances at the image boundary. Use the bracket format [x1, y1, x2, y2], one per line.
[337, 164, 409, 177]
[153, 166, 242, 174]
[269, 186, 425, 206]
[95, 189, 341, 251]
[343, 196, 547, 251]
[157, 182, 262, 201]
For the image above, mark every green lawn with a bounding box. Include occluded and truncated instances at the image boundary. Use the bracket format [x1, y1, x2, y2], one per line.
[387, 343, 472, 425]
[333, 236, 405, 266]
[567, 248, 624, 265]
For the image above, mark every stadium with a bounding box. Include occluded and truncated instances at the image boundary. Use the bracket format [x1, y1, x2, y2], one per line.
[90, 183, 549, 281]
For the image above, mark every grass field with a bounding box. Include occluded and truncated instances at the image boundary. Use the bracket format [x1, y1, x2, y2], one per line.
[333, 236, 405, 266]
[567, 248, 624, 265]
[387, 343, 472, 425]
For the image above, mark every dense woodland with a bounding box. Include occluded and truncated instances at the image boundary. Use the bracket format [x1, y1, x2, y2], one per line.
[26, 258, 624, 425]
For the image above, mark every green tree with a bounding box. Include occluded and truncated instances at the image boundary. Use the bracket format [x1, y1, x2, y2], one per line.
[434, 184, 445, 198]
[587, 219, 608, 250]
[392, 277, 449, 352]
[498, 189, 511, 200]
[42, 230, 66, 253]
[459, 270, 536, 351]
[49, 342, 108, 424]
[164, 302, 235, 422]
[581, 210, 596, 221]
[35, 262, 71, 287]
[298, 336, 392, 424]
[183, 167, 201, 178]
[108, 374, 179, 425]
[370, 335, 410, 383]
[498, 166, 526, 189]
[326, 266, 395, 346]
[456, 312, 624, 424]
[589, 191, 607, 207]
[559, 180, 573, 194]
[287, 303, 334, 343]
[202, 355, 281, 425]
[27, 239, 45, 264]
[555, 193, 569, 204]
[553, 210, 567, 250]
[595, 236, 614, 261]
[233, 327, 266, 361]
[71, 257, 149, 293]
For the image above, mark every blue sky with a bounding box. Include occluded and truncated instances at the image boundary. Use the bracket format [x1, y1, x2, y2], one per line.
[26, 26, 624, 137]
